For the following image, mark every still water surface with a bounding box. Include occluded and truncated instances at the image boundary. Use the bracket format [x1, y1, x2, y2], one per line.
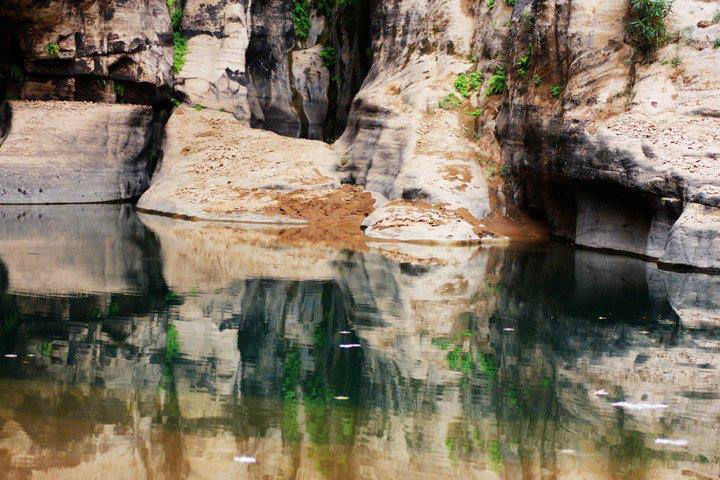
[0, 204, 718, 479]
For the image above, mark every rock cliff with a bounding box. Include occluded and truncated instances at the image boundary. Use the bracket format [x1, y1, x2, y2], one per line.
[1, 0, 719, 269]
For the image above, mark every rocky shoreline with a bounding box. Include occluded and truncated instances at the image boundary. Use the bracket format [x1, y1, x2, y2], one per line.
[0, 0, 718, 269]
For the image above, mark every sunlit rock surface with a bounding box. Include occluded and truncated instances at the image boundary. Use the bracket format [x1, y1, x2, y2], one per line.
[0, 101, 156, 204]
[0, 209, 717, 479]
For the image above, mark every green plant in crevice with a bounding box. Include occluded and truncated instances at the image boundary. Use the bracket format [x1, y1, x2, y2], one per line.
[39, 340, 52, 358]
[485, 67, 507, 96]
[516, 52, 531, 78]
[166, 0, 183, 31]
[714, 37, 720, 49]
[193, 104, 205, 111]
[713, 10, 720, 24]
[505, 0, 515, 6]
[550, 84, 563, 98]
[320, 46, 337, 69]
[113, 81, 126, 103]
[165, 323, 181, 364]
[292, 0, 312, 40]
[670, 53, 682, 67]
[9, 64, 22, 83]
[454, 72, 483, 97]
[532, 74, 542, 86]
[626, 0, 674, 60]
[447, 346, 474, 374]
[172, 31, 188, 74]
[45, 42, 60, 58]
[438, 93, 462, 109]
[486, 0, 496, 10]
[170, 97, 182, 107]
[466, 107, 483, 117]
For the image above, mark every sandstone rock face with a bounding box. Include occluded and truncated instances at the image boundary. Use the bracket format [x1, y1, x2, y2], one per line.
[174, 0, 253, 115]
[0, 0, 173, 103]
[496, 0, 720, 270]
[337, 0, 490, 211]
[137, 106, 343, 222]
[0, 101, 155, 204]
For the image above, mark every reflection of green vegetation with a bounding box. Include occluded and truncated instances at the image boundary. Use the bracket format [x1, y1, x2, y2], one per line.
[608, 430, 654, 480]
[431, 337, 452, 350]
[39, 340, 52, 358]
[488, 440, 503, 472]
[3, 313, 17, 333]
[108, 299, 120, 316]
[165, 323, 181, 364]
[447, 346, 473, 374]
[281, 347, 301, 443]
[477, 352, 497, 380]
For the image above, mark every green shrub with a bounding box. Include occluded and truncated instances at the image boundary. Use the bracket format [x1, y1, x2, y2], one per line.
[292, 0, 312, 40]
[485, 67, 507, 96]
[713, 10, 720, 24]
[166, 0, 183, 31]
[193, 104, 204, 111]
[516, 52, 530, 78]
[714, 37, 720, 49]
[671, 53, 681, 67]
[486, 0, 496, 10]
[170, 97, 182, 107]
[438, 93, 462, 109]
[532, 74, 542, 86]
[45, 42, 60, 58]
[626, 0, 673, 58]
[550, 84, 563, 97]
[172, 31, 188, 73]
[505, 0, 515, 6]
[454, 72, 483, 97]
[466, 108, 483, 117]
[320, 46, 337, 69]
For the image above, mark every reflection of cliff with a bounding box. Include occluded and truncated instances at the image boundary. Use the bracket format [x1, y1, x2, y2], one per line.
[0, 204, 165, 295]
[0, 216, 717, 479]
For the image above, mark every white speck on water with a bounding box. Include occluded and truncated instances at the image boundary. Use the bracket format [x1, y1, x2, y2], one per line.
[594, 389, 609, 396]
[4, 354, 17, 358]
[339, 331, 351, 334]
[340, 344, 361, 349]
[503, 328, 515, 332]
[334, 396, 349, 400]
[27, 354, 35, 358]
[598, 316, 607, 320]
[611, 402, 667, 410]
[560, 449, 576, 454]
[641, 331, 649, 335]
[234, 456, 257, 464]
[654, 438, 688, 447]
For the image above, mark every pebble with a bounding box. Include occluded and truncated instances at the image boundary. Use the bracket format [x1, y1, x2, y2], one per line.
[234, 456, 257, 464]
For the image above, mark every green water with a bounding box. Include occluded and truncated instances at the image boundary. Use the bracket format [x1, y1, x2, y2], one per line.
[0, 204, 717, 479]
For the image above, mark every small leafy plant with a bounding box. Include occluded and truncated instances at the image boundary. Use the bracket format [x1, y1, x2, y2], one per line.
[532, 74, 542, 86]
[45, 42, 60, 58]
[454, 72, 483, 97]
[713, 10, 720, 24]
[486, 0, 496, 10]
[466, 108, 483, 118]
[550, 84, 563, 98]
[714, 38, 720, 49]
[626, 0, 674, 59]
[292, 0, 312, 40]
[320, 46, 337, 69]
[438, 93, 462, 109]
[516, 52, 531, 78]
[485, 67, 507, 96]
[193, 104, 205, 111]
[505, 0, 515, 6]
[114, 82, 126, 103]
[172, 31, 188, 73]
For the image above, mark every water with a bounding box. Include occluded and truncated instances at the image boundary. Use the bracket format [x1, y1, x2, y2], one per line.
[0, 204, 718, 479]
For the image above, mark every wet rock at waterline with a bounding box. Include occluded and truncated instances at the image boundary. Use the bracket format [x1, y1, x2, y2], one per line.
[0, 101, 156, 204]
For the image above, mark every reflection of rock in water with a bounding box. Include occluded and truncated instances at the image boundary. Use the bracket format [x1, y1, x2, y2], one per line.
[0, 204, 165, 295]
[0, 216, 717, 479]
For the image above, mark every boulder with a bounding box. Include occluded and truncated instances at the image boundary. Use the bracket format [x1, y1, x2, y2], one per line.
[137, 106, 343, 222]
[0, 101, 155, 204]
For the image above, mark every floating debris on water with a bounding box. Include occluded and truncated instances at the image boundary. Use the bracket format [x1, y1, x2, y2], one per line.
[641, 331, 649, 335]
[339, 331, 351, 334]
[4, 354, 17, 358]
[594, 389, 609, 396]
[339, 344, 362, 349]
[654, 438, 688, 447]
[611, 401, 667, 410]
[334, 396, 349, 400]
[503, 328, 515, 332]
[560, 449, 576, 454]
[598, 316, 607, 320]
[234, 456, 257, 464]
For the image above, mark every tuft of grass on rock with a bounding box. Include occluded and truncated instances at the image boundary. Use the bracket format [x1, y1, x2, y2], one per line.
[454, 72, 483, 97]
[550, 84, 563, 98]
[439, 93, 462, 110]
[172, 31, 188, 74]
[45, 42, 60, 58]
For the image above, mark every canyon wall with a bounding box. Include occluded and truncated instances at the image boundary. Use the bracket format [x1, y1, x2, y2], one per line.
[0, 0, 719, 268]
